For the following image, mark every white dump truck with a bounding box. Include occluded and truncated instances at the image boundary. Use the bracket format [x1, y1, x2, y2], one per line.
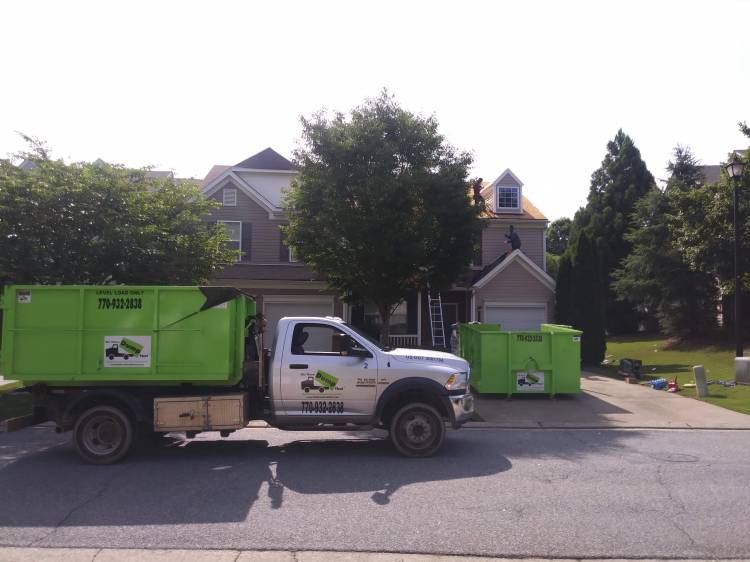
[1, 285, 474, 463]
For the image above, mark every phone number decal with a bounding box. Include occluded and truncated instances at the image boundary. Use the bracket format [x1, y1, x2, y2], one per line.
[301, 401, 344, 414]
[98, 298, 143, 310]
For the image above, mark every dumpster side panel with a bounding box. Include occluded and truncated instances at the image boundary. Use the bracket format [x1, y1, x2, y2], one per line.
[1, 285, 249, 386]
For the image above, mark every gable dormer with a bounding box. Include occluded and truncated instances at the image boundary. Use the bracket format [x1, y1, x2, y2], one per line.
[489, 169, 523, 214]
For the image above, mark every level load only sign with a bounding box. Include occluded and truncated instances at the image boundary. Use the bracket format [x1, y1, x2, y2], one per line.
[103, 336, 151, 368]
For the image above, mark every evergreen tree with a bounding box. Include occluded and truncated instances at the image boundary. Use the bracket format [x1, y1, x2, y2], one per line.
[569, 233, 606, 364]
[612, 146, 718, 337]
[572, 130, 656, 334]
[554, 254, 572, 325]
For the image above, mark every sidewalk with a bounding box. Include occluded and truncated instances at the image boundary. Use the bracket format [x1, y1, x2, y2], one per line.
[471, 371, 750, 430]
[0, 548, 737, 562]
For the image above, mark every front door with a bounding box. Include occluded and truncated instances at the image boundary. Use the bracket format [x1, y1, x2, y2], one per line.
[279, 322, 377, 422]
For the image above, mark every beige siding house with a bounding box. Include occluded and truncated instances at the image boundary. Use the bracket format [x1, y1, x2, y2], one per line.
[203, 150, 555, 347]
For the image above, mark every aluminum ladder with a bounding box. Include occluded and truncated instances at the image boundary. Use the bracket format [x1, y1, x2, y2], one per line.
[428, 291, 446, 348]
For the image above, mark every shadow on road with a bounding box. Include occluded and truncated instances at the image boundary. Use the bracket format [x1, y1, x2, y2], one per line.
[0, 424, 642, 529]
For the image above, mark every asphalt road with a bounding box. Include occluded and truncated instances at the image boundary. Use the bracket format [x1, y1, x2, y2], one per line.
[1, 424, 749, 559]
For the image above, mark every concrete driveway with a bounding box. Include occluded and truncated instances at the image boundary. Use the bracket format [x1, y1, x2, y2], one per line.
[473, 371, 750, 429]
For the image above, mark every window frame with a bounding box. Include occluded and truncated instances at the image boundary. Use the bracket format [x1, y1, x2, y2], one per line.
[222, 188, 237, 207]
[289, 322, 368, 356]
[218, 220, 242, 262]
[496, 186, 520, 211]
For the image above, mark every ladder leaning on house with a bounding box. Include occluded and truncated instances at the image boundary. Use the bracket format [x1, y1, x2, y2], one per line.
[428, 291, 446, 348]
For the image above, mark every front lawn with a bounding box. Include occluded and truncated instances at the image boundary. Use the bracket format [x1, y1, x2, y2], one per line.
[588, 334, 750, 415]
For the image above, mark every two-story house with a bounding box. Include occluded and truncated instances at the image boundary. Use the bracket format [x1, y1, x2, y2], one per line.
[203, 149, 555, 347]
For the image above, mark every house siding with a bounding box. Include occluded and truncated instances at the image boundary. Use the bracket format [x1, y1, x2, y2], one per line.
[481, 225, 545, 270]
[208, 181, 286, 264]
[474, 261, 554, 322]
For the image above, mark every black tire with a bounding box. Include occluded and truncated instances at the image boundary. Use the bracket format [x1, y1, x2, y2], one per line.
[319, 388, 325, 393]
[389, 402, 446, 458]
[123, 355, 129, 360]
[304, 388, 310, 393]
[73, 405, 134, 464]
[108, 355, 115, 360]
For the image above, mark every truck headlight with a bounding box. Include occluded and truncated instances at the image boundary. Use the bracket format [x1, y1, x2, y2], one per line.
[444, 372, 468, 391]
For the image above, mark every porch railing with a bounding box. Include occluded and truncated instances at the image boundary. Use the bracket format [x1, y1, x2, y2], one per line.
[388, 334, 420, 348]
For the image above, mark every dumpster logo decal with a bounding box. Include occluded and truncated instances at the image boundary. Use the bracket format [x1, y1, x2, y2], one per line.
[516, 371, 544, 391]
[315, 369, 339, 390]
[103, 336, 151, 368]
[17, 290, 31, 304]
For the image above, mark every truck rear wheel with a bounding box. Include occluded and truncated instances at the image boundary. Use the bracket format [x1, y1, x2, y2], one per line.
[389, 403, 445, 458]
[73, 405, 134, 464]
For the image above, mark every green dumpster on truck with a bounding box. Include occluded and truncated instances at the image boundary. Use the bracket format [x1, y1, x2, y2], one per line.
[459, 323, 582, 396]
[0, 285, 255, 385]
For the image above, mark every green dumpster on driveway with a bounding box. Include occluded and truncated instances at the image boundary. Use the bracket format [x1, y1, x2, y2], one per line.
[459, 323, 582, 396]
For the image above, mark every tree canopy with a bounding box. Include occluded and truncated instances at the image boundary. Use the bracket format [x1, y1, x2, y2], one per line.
[546, 217, 571, 256]
[612, 146, 718, 336]
[283, 92, 484, 343]
[0, 141, 234, 285]
[572, 129, 656, 334]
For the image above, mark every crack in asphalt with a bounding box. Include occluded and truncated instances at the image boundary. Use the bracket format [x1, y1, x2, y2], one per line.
[28, 484, 111, 548]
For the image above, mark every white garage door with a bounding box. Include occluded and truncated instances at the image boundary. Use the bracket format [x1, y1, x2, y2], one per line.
[263, 298, 334, 343]
[484, 305, 547, 331]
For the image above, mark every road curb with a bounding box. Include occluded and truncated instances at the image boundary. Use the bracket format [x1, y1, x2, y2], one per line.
[0, 548, 743, 562]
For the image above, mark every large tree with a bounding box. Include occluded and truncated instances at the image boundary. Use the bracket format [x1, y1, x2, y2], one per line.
[572, 129, 655, 334]
[284, 92, 484, 344]
[670, 126, 750, 331]
[612, 146, 718, 337]
[0, 141, 234, 285]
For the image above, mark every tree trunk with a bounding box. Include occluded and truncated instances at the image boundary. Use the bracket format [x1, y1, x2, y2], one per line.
[378, 304, 391, 347]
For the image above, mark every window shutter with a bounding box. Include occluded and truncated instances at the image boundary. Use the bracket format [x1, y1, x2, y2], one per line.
[241, 222, 252, 262]
[279, 230, 290, 262]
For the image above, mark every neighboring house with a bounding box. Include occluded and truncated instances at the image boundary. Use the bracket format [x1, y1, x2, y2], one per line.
[203, 150, 554, 348]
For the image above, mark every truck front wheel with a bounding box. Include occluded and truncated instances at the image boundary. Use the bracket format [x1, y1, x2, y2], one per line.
[389, 403, 445, 458]
[73, 405, 134, 464]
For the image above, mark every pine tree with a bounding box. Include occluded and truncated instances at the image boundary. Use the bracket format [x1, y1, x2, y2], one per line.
[572, 130, 655, 334]
[554, 254, 573, 325]
[570, 233, 606, 364]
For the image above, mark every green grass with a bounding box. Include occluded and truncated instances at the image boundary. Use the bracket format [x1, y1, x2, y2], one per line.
[588, 334, 750, 415]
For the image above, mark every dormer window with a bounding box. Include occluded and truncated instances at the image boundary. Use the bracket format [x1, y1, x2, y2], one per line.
[496, 186, 520, 211]
[222, 188, 237, 207]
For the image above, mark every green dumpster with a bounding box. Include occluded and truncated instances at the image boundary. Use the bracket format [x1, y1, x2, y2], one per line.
[459, 323, 582, 396]
[0, 285, 255, 386]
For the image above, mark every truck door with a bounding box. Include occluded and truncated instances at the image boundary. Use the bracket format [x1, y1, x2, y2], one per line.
[279, 322, 377, 421]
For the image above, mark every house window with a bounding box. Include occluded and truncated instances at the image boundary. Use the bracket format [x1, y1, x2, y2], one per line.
[289, 246, 299, 263]
[219, 220, 242, 262]
[364, 301, 409, 335]
[496, 186, 520, 210]
[223, 188, 237, 207]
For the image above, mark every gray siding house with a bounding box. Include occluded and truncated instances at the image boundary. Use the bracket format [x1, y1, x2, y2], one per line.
[203, 149, 555, 348]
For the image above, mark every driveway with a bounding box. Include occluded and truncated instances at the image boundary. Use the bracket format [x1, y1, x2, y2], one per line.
[473, 371, 750, 429]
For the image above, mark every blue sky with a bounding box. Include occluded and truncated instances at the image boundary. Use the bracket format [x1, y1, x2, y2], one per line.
[1, 0, 748, 221]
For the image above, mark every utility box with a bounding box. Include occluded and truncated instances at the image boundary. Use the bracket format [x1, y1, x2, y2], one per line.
[154, 393, 248, 432]
[459, 323, 582, 396]
[736, 357, 750, 385]
[0, 285, 255, 387]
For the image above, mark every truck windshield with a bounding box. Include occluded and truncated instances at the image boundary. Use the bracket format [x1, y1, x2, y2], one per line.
[344, 323, 390, 351]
